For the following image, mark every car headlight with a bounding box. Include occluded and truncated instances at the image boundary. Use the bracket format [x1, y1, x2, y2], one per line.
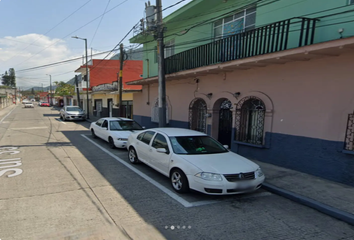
[117, 138, 128, 141]
[195, 172, 223, 181]
[255, 168, 264, 178]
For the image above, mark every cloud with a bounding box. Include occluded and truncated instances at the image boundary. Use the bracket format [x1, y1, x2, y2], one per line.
[0, 34, 80, 88]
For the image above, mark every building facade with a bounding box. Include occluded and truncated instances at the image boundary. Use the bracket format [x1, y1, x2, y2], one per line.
[75, 59, 143, 119]
[128, 0, 354, 186]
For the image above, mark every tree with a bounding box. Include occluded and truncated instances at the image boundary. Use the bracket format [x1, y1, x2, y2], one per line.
[55, 81, 75, 96]
[1, 68, 16, 87]
[8, 68, 16, 87]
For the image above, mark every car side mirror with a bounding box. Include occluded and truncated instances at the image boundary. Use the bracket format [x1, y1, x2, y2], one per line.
[156, 148, 168, 154]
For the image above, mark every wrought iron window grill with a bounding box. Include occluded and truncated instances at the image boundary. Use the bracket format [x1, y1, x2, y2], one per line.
[235, 96, 265, 145]
[189, 98, 207, 133]
[344, 113, 354, 151]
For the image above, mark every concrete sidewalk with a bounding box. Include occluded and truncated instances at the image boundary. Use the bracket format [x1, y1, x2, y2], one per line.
[254, 160, 354, 226]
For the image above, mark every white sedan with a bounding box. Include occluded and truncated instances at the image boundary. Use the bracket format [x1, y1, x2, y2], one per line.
[90, 117, 144, 149]
[127, 128, 265, 195]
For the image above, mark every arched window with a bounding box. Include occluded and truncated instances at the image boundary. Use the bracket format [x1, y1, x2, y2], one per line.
[235, 96, 265, 145]
[189, 98, 207, 133]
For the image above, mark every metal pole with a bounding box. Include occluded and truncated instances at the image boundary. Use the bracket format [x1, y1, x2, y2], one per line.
[85, 39, 90, 119]
[75, 75, 81, 108]
[49, 75, 52, 106]
[156, 0, 167, 127]
[119, 43, 124, 117]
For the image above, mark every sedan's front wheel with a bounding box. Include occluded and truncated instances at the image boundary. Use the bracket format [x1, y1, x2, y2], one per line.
[91, 129, 97, 138]
[108, 137, 116, 149]
[170, 169, 189, 193]
[128, 147, 139, 164]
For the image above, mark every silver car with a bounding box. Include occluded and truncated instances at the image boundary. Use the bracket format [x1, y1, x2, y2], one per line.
[60, 106, 86, 121]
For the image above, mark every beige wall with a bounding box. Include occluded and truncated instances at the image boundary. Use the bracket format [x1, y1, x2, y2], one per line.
[134, 51, 354, 142]
[92, 92, 135, 108]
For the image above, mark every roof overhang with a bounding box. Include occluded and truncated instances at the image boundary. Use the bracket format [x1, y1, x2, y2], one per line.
[127, 36, 354, 86]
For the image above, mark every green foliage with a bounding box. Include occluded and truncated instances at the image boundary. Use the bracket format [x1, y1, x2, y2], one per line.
[54, 81, 75, 96]
[1, 68, 16, 87]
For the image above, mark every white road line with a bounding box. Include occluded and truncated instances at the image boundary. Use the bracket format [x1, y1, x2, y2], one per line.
[82, 134, 217, 208]
[11, 126, 48, 130]
[0, 106, 17, 124]
[55, 118, 66, 124]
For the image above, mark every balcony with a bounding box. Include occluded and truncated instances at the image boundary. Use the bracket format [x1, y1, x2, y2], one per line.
[165, 17, 319, 75]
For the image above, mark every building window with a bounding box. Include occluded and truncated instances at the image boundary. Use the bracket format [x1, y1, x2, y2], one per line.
[235, 96, 265, 145]
[121, 100, 133, 119]
[350, 0, 354, 5]
[151, 98, 169, 123]
[164, 39, 175, 58]
[213, 6, 256, 39]
[189, 98, 207, 133]
[344, 113, 354, 151]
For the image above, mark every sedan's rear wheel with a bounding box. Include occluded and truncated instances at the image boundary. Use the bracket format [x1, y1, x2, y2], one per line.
[170, 169, 189, 193]
[128, 147, 139, 164]
[108, 137, 116, 149]
[91, 129, 97, 138]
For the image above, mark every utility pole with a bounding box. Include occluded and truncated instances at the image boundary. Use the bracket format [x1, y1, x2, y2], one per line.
[14, 87, 17, 105]
[118, 43, 124, 117]
[156, 0, 167, 127]
[75, 75, 81, 108]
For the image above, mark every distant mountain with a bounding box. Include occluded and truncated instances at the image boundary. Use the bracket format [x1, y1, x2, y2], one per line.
[24, 86, 57, 92]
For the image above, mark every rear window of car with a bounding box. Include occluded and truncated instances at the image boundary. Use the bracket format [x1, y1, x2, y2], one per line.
[140, 131, 155, 145]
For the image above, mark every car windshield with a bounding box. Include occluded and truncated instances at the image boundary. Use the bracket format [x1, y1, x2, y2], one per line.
[169, 136, 228, 155]
[109, 120, 143, 131]
[67, 107, 82, 111]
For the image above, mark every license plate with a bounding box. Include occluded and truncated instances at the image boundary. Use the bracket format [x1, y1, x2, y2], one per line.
[237, 181, 252, 190]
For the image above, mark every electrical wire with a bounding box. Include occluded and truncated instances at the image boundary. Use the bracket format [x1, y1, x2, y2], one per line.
[3, 0, 93, 65]
[13, 0, 129, 69]
[90, 0, 111, 48]
[15, 1, 354, 76]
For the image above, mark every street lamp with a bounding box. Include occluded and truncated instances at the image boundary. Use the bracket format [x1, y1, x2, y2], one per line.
[46, 74, 52, 105]
[72, 36, 90, 119]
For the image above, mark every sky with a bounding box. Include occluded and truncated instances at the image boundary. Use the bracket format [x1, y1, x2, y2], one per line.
[0, 0, 192, 89]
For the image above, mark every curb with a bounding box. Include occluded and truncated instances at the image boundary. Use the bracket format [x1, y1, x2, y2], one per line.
[262, 183, 354, 226]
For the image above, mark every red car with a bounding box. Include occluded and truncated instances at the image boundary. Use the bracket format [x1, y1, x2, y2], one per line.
[41, 102, 50, 107]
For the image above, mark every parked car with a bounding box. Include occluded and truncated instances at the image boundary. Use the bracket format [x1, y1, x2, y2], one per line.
[90, 117, 144, 149]
[60, 106, 86, 121]
[40, 102, 50, 107]
[24, 102, 34, 108]
[127, 128, 265, 195]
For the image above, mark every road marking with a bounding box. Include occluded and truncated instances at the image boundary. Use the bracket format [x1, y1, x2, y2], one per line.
[11, 126, 48, 130]
[55, 118, 66, 124]
[82, 134, 220, 208]
[0, 106, 16, 124]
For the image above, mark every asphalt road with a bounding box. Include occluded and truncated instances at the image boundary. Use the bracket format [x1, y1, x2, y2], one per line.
[1, 105, 354, 240]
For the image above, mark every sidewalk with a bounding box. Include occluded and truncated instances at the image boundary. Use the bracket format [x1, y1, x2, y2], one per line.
[253, 160, 354, 226]
[0, 104, 17, 120]
[3, 106, 354, 226]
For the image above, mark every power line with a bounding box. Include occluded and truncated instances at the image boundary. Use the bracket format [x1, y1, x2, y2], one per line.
[15, 1, 353, 76]
[90, 0, 112, 48]
[3, 0, 93, 66]
[13, 0, 129, 69]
